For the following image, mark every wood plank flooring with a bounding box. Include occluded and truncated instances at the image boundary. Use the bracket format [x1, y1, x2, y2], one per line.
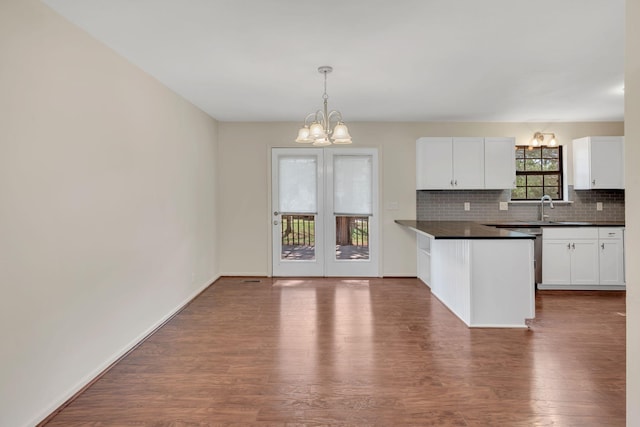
[43, 277, 626, 426]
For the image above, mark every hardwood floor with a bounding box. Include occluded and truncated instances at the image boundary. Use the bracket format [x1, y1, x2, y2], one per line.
[43, 278, 626, 426]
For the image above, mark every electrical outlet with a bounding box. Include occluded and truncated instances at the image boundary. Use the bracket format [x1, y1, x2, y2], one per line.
[596, 202, 603, 211]
[464, 202, 470, 211]
[499, 202, 508, 211]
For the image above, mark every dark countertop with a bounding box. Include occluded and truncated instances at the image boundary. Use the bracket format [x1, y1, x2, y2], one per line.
[395, 220, 535, 240]
[484, 220, 625, 228]
[396, 219, 625, 240]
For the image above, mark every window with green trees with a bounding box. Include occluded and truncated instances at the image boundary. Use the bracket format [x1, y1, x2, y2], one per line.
[512, 146, 563, 200]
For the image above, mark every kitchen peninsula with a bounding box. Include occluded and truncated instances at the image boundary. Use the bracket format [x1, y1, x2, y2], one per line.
[396, 220, 535, 328]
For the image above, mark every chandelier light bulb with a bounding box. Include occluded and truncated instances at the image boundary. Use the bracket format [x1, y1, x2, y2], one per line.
[313, 137, 331, 146]
[295, 126, 312, 143]
[309, 122, 326, 139]
[332, 122, 351, 140]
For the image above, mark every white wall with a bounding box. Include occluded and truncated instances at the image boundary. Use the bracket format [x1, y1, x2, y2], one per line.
[217, 121, 623, 277]
[625, 0, 639, 424]
[0, 1, 219, 426]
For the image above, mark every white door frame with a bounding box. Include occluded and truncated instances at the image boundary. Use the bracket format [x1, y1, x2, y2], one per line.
[271, 147, 379, 277]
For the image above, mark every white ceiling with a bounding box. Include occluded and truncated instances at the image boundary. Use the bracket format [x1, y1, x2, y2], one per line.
[41, 0, 625, 122]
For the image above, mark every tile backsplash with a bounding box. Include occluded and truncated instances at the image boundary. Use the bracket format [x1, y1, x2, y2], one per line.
[417, 186, 625, 222]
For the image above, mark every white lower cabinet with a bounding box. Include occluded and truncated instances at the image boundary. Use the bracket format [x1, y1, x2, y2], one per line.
[599, 228, 625, 286]
[540, 227, 625, 290]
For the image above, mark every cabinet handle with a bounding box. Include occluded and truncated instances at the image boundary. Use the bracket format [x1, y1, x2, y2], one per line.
[450, 179, 454, 186]
[592, 179, 596, 185]
[571, 243, 575, 250]
[601, 243, 605, 250]
[567, 243, 571, 249]
[454, 180, 458, 186]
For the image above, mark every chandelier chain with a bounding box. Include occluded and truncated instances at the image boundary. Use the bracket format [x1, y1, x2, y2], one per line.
[322, 70, 329, 100]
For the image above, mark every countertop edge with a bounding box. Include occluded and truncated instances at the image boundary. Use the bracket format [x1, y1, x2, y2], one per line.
[395, 220, 536, 240]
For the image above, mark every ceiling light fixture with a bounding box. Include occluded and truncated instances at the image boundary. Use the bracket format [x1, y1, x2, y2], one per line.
[531, 132, 557, 147]
[295, 66, 352, 146]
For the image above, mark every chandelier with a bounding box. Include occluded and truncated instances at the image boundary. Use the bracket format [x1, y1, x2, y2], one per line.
[295, 66, 352, 146]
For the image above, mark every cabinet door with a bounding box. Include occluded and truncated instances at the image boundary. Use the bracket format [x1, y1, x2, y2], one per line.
[591, 137, 624, 189]
[452, 137, 484, 189]
[484, 137, 516, 189]
[542, 240, 572, 285]
[570, 240, 600, 285]
[416, 137, 453, 189]
[599, 239, 625, 286]
[572, 137, 591, 190]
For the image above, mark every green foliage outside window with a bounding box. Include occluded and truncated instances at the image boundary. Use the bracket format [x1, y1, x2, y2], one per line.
[512, 146, 562, 200]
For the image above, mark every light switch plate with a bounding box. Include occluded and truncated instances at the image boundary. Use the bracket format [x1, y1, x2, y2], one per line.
[464, 202, 470, 211]
[499, 202, 508, 211]
[596, 202, 603, 211]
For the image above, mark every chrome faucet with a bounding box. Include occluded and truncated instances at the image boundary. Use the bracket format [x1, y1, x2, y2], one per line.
[540, 195, 555, 221]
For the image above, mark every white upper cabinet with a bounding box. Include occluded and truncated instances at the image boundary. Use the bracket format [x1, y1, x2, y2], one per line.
[416, 137, 454, 189]
[417, 137, 484, 189]
[484, 137, 516, 189]
[453, 137, 485, 189]
[417, 137, 514, 190]
[573, 136, 624, 189]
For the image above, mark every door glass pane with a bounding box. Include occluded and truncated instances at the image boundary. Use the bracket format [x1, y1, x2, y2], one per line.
[279, 156, 317, 213]
[333, 155, 372, 261]
[334, 156, 372, 215]
[278, 156, 317, 260]
[281, 215, 315, 260]
[335, 216, 369, 260]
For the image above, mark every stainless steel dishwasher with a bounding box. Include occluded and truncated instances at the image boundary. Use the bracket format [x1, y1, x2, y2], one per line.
[508, 227, 543, 287]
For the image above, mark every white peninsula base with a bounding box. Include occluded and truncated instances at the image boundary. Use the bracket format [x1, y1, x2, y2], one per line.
[429, 238, 535, 328]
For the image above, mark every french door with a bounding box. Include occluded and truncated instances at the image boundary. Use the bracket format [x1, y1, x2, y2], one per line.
[271, 148, 379, 277]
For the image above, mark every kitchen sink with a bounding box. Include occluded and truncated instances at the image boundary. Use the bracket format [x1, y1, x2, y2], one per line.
[512, 220, 593, 226]
[549, 221, 592, 225]
[514, 220, 554, 226]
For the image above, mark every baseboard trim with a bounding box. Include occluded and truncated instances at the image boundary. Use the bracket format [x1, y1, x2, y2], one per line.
[35, 274, 220, 426]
